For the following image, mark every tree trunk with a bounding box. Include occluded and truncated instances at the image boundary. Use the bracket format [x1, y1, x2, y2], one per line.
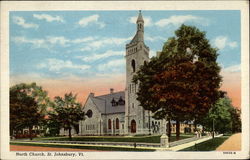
[68, 127, 72, 140]
[168, 119, 171, 142]
[29, 126, 33, 140]
[176, 119, 180, 140]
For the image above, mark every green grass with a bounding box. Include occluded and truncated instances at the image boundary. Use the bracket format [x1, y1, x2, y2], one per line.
[33, 134, 193, 143]
[10, 142, 155, 151]
[180, 136, 230, 151]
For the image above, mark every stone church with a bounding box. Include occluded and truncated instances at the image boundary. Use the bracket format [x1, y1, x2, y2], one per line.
[61, 11, 195, 136]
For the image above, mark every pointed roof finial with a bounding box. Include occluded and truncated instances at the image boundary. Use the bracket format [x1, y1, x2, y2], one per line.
[137, 10, 144, 23]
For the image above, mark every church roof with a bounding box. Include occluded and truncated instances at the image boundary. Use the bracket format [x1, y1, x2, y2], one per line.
[129, 32, 139, 44]
[90, 91, 125, 114]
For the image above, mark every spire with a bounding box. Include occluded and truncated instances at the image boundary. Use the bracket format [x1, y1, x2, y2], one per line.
[127, 11, 145, 44]
[137, 10, 144, 23]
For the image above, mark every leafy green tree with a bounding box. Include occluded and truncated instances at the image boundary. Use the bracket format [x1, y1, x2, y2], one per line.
[49, 92, 85, 140]
[200, 96, 241, 134]
[134, 25, 222, 139]
[44, 112, 61, 136]
[230, 108, 241, 133]
[201, 97, 241, 133]
[10, 84, 44, 140]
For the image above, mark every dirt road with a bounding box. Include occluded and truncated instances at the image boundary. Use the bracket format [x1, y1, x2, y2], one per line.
[10, 145, 100, 152]
[216, 133, 241, 151]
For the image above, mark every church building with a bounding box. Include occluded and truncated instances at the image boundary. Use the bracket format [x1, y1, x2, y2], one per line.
[61, 11, 195, 136]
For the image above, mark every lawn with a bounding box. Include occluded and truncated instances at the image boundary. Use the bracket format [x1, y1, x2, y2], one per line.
[10, 142, 156, 151]
[10, 134, 195, 152]
[179, 136, 230, 151]
[34, 134, 194, 143]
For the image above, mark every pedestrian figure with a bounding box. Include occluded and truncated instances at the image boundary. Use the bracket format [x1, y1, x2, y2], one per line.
[134, 142, 136, 148]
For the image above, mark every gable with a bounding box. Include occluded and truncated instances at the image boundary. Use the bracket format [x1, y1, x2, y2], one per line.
[83, 96, 102, 116]
[84, 91, 125, 115]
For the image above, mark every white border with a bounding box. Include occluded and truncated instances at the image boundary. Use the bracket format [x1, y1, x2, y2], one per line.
[1, 1, 249, 159]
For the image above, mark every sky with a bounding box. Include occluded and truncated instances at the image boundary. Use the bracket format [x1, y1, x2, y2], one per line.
[10, 10, 241, 108]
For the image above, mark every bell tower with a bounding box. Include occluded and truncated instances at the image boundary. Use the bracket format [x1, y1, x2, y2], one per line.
[124, 11, 150, 135]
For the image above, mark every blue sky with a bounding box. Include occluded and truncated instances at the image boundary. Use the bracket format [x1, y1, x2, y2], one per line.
[9, 10, 241, 107]
[10, 10, 240, 79]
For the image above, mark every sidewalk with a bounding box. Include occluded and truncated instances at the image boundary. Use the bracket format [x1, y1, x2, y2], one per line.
[160, 134, 223, 151]
[216, 133, 241, 151]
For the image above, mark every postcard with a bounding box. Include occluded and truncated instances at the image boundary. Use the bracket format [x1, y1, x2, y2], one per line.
[0, 1, 249, 159]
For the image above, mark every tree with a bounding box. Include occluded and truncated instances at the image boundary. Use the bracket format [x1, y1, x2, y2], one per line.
[199, 96, 241, 134]
[134, 25, 222, 139]
[230, 107, 241, 133]
[44, 113, 61, 136]
[10, 84, 44, 140]
[10, 83, 51, 115]
[49, 92, 85, 140]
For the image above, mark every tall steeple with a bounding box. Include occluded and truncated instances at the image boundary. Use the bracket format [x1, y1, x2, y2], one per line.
[136, 10, 144, 41]
[128, 11, 145, 44]
[137, 10, 144, 23]
[125, 11, 149, 135]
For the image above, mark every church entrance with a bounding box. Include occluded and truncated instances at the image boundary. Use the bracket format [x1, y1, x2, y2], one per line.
[131, 120, 136, 133]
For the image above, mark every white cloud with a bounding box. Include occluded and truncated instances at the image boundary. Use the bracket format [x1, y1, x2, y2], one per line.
[72, 37, 95, 43]
[97, 59, 125, 71]
[78, 14, 105, 28]
[213, 36, 238, 50]
[47, 36, 69, 46]
[155, 15, 206, 27]
[12, 36, 47, 48]
[12, 35, 130, 52]
[223, 64, 241, 73]
[85, 37, 131, 50]
[12, 16, 38, 29]
[78, 50, 124, 62]
[77, 36, 130, 52]
[37, 58, 90, 71]
[228, 41, 238, 48]
[12, 36, 96, 49]
[214, 36, 227, 50]
[129, 16, 153, 27]
[33, 14, 64, 22]
[80, 46, 92, 52]
[145, 35, 165, 42]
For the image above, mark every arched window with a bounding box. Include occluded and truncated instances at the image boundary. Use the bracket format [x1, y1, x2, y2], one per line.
[108, 119, 111, 129]
[116, 118, 119, 129]
[131, 59, 135, 72]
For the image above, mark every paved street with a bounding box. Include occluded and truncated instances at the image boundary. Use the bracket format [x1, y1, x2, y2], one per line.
[216, 133, 241, 151]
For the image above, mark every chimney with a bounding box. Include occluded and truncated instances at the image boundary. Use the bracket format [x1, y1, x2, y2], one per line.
[156, 51, 162, 57]
[89, 92, 95, 97]
[110, 88, 114, 94]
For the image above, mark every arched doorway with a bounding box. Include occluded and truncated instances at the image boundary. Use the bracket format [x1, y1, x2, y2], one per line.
[131, 120, 136, 133]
